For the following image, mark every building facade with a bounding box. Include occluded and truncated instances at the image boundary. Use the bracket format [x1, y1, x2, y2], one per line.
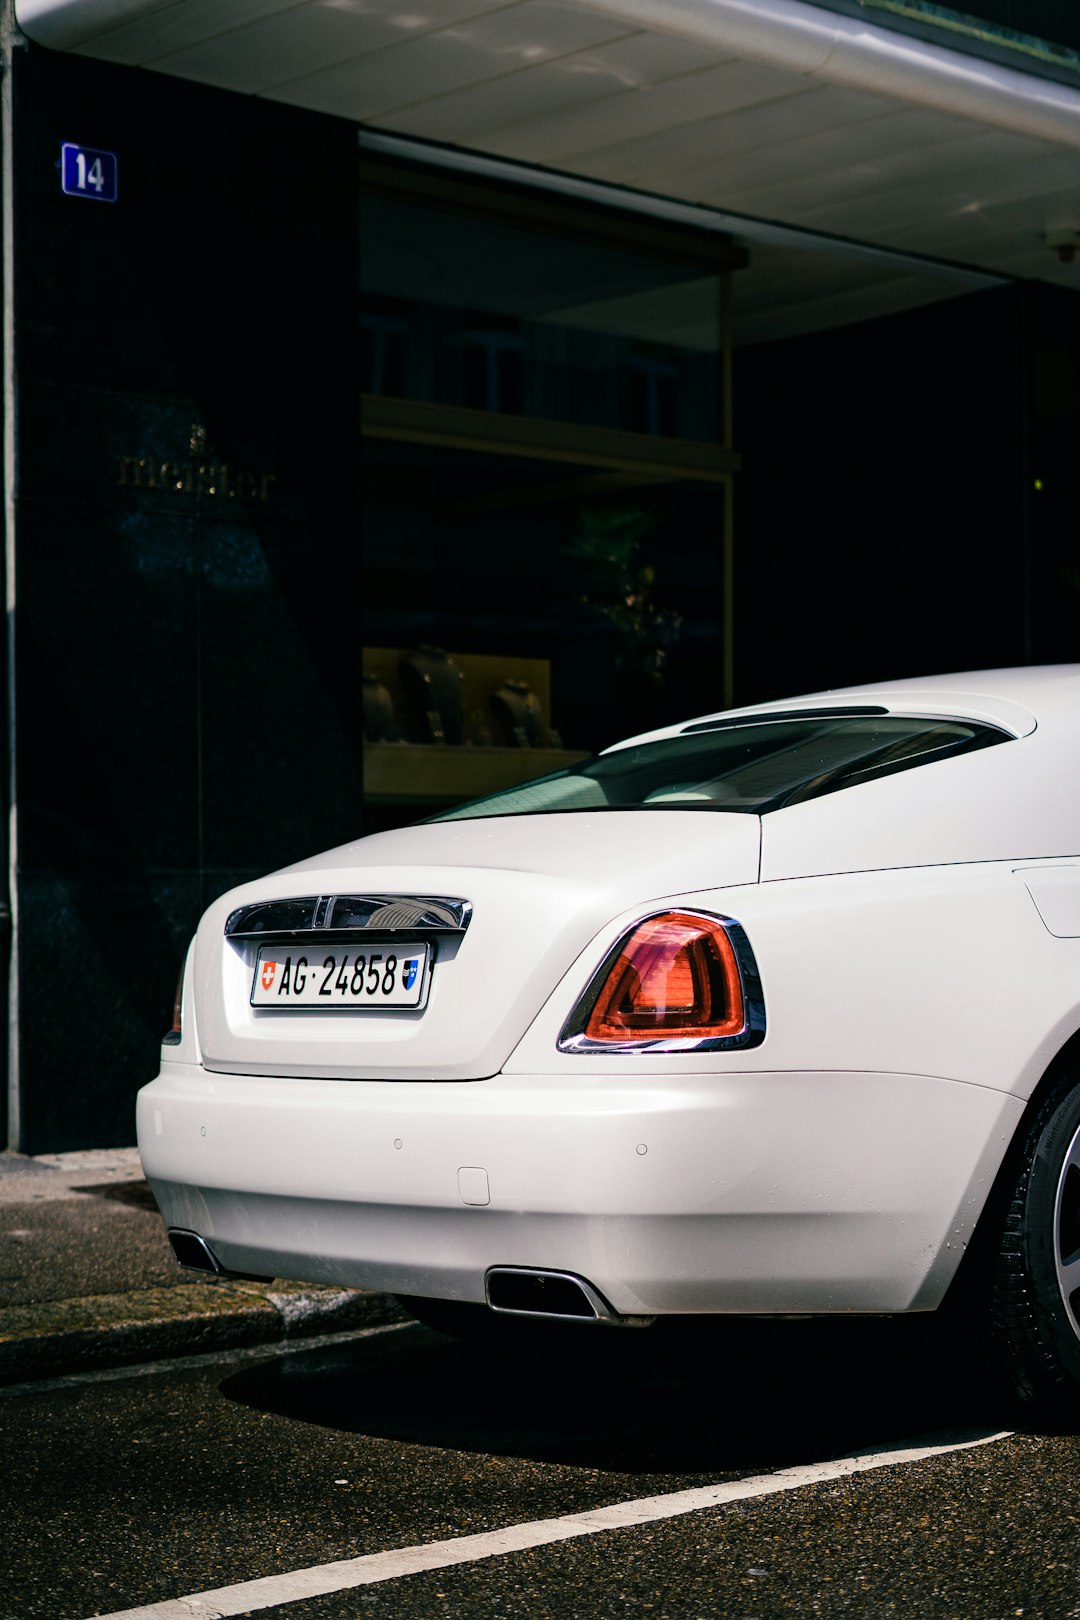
[4, 0, 1080, 1149]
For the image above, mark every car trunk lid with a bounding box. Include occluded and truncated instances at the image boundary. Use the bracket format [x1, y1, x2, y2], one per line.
[195, 810, 760, 1079]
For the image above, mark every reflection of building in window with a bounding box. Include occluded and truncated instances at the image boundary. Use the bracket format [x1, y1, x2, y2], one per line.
[458, 323, 525, 415]
[361, 306, 411, 397]
[360, 190, 727, 441]
[628, 351, 680, 437]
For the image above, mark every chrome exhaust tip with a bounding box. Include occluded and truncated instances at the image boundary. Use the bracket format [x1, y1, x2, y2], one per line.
[168, 1228, 224, 1275]
[485, 1267, 652, 1326]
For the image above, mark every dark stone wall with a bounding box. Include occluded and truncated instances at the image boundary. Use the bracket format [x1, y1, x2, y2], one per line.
[732, 286, 1034, 706]
[12, 44, 360, 1150]
[1024, 282, 1080, 661]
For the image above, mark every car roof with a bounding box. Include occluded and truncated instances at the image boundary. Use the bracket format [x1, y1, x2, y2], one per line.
[607, 665, 1080, 752]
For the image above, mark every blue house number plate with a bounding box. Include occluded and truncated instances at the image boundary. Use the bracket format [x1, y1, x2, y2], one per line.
[61, 143, 118, 202]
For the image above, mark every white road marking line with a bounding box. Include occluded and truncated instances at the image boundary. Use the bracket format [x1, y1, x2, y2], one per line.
[87, 1427, 1012, 1620]
[0, 1320, 412, 1401]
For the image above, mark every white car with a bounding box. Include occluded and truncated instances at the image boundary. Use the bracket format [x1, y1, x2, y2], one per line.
[138, 666, 1080, 1408]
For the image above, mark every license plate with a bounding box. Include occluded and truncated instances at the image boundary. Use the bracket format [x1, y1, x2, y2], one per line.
[251, 944, 431, 1009]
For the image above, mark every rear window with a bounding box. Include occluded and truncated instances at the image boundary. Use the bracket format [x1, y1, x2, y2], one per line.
[429, 714, 1010, 822]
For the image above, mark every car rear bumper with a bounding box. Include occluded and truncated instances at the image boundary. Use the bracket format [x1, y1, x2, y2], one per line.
[137, 1062, 1022, 1317]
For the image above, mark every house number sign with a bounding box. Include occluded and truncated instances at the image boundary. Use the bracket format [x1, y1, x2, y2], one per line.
[60, 143, 118, 203]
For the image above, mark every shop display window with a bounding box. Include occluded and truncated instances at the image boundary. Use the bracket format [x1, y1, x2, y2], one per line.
[360, 159, 739, 827]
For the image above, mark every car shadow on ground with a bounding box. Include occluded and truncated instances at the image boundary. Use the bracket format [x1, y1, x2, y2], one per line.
[221, 1312, 1017, 1477]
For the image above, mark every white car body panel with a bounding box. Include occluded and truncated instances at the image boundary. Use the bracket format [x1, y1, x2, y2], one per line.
[616, 666, 1080, 882]
[505, 863, 1080, 1100]
[619, 666, 1052, 744]
[195, 813, 760, 1081]
[759, 734, 1078, 881]
[1019, 864, 1080, 938]
[139, 1064, 1021, 1314]
[137, 666, 1080, 1320]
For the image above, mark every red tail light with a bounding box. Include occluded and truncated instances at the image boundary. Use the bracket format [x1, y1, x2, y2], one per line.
[566, 913, 761, 1049]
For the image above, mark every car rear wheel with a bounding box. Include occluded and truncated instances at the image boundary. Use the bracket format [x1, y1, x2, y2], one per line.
[992, 1074, 1080, 1411]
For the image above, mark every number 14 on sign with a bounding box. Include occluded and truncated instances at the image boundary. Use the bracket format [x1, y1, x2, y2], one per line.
[61, 143, 118, 202]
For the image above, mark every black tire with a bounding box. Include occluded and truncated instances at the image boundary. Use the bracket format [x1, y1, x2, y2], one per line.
[992, 1073, 1080, 1412]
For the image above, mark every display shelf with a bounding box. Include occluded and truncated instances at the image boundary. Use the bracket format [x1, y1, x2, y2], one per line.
[363, 743, 586, 804]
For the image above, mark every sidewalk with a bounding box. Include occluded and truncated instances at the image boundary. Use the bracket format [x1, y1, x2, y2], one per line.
[0, 1148, 406, 1384]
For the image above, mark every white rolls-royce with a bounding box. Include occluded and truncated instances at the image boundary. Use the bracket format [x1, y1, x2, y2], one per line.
[137, 666, 1080, 1409]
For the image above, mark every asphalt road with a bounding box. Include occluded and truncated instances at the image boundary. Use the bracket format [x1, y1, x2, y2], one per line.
[1, 1314, 1078, 1619]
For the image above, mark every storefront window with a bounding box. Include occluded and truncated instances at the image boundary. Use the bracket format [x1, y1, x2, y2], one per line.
[360, 190, 727, 443]
[359, 160, 739, 830]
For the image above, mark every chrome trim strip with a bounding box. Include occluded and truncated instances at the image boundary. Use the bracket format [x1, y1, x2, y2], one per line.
[557, 908, 766, 1055]
[225, 894, 472, 938]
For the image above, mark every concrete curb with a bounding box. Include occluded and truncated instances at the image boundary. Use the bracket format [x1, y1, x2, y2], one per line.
[0, 1279, 409, 1384]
